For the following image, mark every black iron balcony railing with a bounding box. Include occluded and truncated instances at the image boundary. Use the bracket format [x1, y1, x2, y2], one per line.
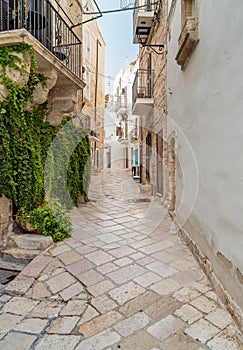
[133, 0, 156, 26]
[117, 95, 129, 110]
[0, 0, 82, 78]
[132, 69, 154, 108]
[134, 0, 155, 13]
[111, 95, 129, 113]
[118, 95, 128, 109]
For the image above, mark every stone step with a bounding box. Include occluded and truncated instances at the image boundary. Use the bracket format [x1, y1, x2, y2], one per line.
[9, 234, 53, 251]
[0, 256, 29, 271]
[2, 248, 43, 260]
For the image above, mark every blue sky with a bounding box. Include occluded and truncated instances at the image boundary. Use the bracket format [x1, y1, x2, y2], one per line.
[96, 0, 138, 92]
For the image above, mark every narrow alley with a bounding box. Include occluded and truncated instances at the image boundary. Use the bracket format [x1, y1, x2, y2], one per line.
[0, 170, 241, 350]
[0, 0, 243, 349]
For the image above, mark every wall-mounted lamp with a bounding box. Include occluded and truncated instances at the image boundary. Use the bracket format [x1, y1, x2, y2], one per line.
[136, 23, 164, 54]
[136, 24, 151, 45]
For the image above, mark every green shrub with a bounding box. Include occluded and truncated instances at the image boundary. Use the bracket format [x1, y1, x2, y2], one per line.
[28, 201, 72, 242]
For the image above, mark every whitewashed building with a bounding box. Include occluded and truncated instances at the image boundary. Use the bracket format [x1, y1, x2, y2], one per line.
[167, 0, 243, 324]
[104, 60, 140, 178]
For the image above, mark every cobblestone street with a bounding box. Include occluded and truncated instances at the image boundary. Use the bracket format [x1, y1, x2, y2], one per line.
[0, 169, 242, 349]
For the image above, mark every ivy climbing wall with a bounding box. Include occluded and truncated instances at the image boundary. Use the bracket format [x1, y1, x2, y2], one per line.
[0, 43, 91, 243]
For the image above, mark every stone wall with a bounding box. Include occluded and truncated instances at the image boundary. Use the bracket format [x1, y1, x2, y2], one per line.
[82, 4, 106, 170]
[0, 196, 11, 248]
[138, 2, 170, 202]
[0, 48, 72, 126]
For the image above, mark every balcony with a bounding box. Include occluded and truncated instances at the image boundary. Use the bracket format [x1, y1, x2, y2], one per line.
[117, 128, 129, 145]
[0, 0, 83, 84]
[133, 0, 156, 44]
[175, 17, 199, 69]
[117, 95, 129, 115]
[90, 129, 100, 142]
[132, 69, 154, 116]
[110, 95, 130, 115]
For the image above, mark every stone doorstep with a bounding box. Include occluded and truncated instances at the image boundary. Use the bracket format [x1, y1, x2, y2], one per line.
[2, 248, 43, 260]
[8, 234, 53, 251]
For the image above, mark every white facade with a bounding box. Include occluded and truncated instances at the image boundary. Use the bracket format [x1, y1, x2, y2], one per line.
[103, 136, 124, 169]
[104, 60, 140, 175]
[167, 0, 243, 310]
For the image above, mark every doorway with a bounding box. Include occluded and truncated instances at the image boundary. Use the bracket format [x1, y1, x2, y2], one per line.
[168, 136, 176, 211]
[156, 131, 163, 195]
[146, 132, 152, 182]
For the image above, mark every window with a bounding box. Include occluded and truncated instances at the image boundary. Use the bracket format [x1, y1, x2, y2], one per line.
[125, 120, 128, 139]
[85, 28, 91, 63]
[181, 0, 196, 27]
[135, 118, 138, 138]
[175, 0, 199, 69]
[84, 71, 90, 100]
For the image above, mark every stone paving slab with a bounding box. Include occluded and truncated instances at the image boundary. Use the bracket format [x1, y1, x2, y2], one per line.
[113, 312, 151, 337]
[60, 300, 87, 316]
[32, 281, 51, 299]
[13, 317, 49, 334]
[118, 291, 161, 317]
[78, 310, 123, 338]
[184, 318, 220, 343]
[2, 296, 38, 315]
[87, 280, 115, 297]
[59, 282, 84, 302]
[46, 272, 77, 294]
[4, 275, 35, 295]
[107, 263, 146, 284]
[147, 314, 185, 342]
[20, 255, 52, 278]
[47, 316, 80, 334]
[34, 335, 81, 350]
[0, 313, 23, 333]
[75, 328, 121, 350]
[109, 281, 145, 305]
[0, 169, 242, 349]
[29, 300, 63, 319]
[0, 332, 37, 350]
[108, 329, 163, 350]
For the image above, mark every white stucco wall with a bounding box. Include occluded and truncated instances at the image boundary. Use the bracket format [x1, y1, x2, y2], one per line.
[167, 0, 243, 307]
[105, 60, 139, 171]
[104, 137, 124, 169]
